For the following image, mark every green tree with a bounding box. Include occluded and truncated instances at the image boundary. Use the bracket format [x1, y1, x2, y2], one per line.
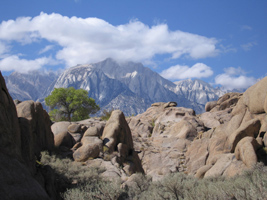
[45, 87, 100, 121]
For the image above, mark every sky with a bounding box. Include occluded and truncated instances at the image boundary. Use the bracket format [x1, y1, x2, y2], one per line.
[0, 0, 266, 90]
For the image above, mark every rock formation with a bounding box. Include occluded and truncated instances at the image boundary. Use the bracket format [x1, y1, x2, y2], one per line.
[51, 110, 144, 179]
[126, 77, 267, 180]
[0, 72, 56, 199]
[186, 77, 267, 178]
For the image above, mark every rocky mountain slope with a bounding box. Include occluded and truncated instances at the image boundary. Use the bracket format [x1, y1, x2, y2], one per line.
[4, 58, 225, 115]
[4, 71, 57, 102]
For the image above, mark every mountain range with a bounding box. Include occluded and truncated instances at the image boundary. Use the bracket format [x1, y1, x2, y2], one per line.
[4, 58, 226, 116]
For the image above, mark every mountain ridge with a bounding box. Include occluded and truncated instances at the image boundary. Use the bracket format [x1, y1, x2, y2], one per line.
[4, 58, 227, 115]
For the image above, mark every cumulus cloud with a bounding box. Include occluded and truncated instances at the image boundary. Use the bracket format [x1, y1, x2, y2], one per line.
[160, 63, 213, 80]
[0, 55, 56, 73]
[0, 12, 219, 71]
[215, 67, 256, 90]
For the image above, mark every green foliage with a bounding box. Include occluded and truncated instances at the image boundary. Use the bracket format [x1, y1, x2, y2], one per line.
[100, 108, 115, 121]
[45, 87, 100, 121]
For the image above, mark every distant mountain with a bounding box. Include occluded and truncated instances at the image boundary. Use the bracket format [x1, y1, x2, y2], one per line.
[4, 58, 227, 116]
[4, 71, 57, 101]
[173, 79, 225, 113]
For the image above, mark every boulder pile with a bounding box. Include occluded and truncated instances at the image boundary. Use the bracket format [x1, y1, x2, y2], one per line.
[127, 77, 267, 180]
[51, 110, 144, 180]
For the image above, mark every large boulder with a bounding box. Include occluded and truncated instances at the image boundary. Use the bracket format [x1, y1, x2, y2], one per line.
[234, 137, 261, 168]
[102, 110, 133, 153]
[0, 73, 21, 158]
[83, 124, 104, 138]
[243, 76, 267, 114]
[54, 131, 74, 148]
[208, 93, 242, 112]
[0, 72, 51, 199]
[16, 100, 54, 175]
[51, 121, 71, 136]
[227, 119, 261, 152]
[73, 137, 103, 161]
[68, 124, 82, 133]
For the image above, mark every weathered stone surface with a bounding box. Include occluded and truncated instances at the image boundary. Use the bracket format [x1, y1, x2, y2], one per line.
[163, 101, 177, 108]
[186, 139, 209, 175]
[54, 131, 74, 148]
[228, 119, 261, 152]
[152, 107, 198, 137]
[67, 124, 81, 133]
[205, 101, 217, 112]
[264, 133, 267, 147]
[0, 152, 50, 200]
[51, 121, 71, 136]
[168, 119, 197, 139]
[102, 110, 133, 153]
[200, 108, 232, 129]
[73, 137, 102, 161]
[16, 101, 54, 160]
[222, 160, 248, 177]
[204, 154, 235, 178]
[0, 72, 21, 158]
[210, 93, 242, 112]
[243, 76, 267, 114]
[0, 73, 51, 199]
[83, 125, 104, 138]
[195, 164, 213, 178]
[234, 137, 261, 168]
[69, 133, 83, 143]
[128, 117, 153, 138]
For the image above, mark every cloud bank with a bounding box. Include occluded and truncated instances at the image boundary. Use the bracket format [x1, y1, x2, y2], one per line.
[215, 67, 256, 90]
[160, 63, 213, 80]
[0, 12, 219, 72]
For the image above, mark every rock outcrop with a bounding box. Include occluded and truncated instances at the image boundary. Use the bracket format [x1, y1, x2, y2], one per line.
[16, 100, 54, 173]
[185, 77, 267, 178]
[126, 77, 267, 180]
[51, 110, 144, 179]
[0, 72, 56, 199]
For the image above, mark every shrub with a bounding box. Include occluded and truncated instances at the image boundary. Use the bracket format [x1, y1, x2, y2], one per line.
[41, 151, 267, 200]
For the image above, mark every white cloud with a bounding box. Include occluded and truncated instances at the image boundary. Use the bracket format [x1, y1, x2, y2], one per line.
[223, 66, 245, 75]
[0, 12, 219, 70]
[160, 63, 213, 80]
[39, 45, 54, 54]
[0, 41, 10, 58]
[0, 55, 56, 73]
[241, 42, 257, 51]
[215, 67, 256, 90]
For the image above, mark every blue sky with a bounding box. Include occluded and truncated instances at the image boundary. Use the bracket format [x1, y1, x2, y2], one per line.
[0, 0, 266, 90]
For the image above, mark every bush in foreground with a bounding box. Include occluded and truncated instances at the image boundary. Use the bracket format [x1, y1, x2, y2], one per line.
[41, 151, 267, 200]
